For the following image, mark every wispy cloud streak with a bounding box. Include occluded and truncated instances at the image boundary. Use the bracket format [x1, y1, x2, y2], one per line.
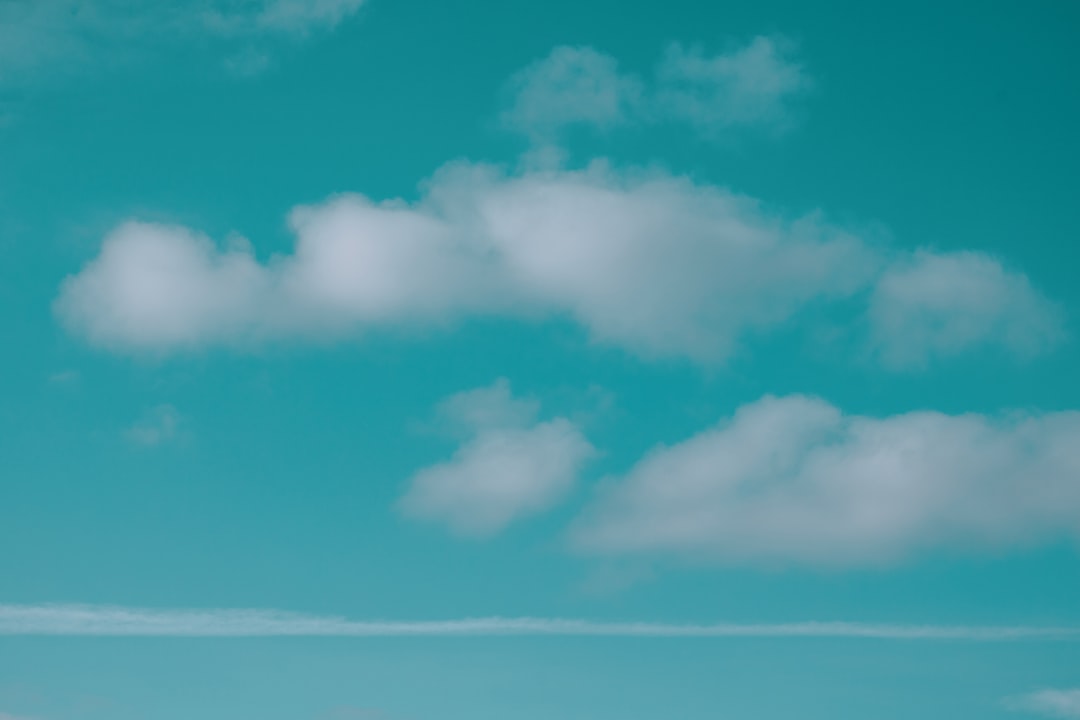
[1006, 688, 1080, 718]
[1, 605, 1078, 640]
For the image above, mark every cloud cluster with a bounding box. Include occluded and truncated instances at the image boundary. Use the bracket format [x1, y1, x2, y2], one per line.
[571, 395, 1080, 566]
[2, 603, 1076, 640]
[41, 23, 1074, 585]
[399, 380, 594, 536]
[502, 37, 811, 142]
[56, 160, 1060, 365]
[399, 384, 1080, 567]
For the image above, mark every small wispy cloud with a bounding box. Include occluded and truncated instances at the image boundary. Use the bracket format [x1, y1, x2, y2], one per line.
[502, 36, 811, 143]
[125, 404, 182, 447]
[48, 369, 80, 385]
[223, 47, 273, 77]
[1, 604, 1078, 640]
[0, 0, 367, 84]
[1007, 689, 1080, 718]
[201, 0, 366, 37]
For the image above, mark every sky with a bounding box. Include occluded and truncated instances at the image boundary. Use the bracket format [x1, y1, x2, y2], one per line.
[1, 0, 1080, 718]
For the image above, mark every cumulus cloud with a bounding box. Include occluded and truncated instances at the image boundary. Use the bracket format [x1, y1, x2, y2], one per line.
[571, 394, 1080, 567]
[2, 603, 1077, 640]
[56, 223, 271, 350]
[869, 250, 1065, 368]
[502, 36, 810, 141]
[55, 161, 881, 361]
[0, 0, 365, 82]
[399, 380, 595, 536]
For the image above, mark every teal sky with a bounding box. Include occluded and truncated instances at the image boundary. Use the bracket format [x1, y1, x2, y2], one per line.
[2, 1, 1080, 718]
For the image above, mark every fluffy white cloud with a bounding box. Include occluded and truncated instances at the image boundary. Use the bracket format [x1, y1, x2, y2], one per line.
[56, 222, 270, 350]
[399, 380, 595, 536]
[571, 394, 1080, 566]
[502, 37, 809, 140]
[869, 250, 1064, 368]
[1008, 689, 1080, 718]
[56, 161, 881, 360]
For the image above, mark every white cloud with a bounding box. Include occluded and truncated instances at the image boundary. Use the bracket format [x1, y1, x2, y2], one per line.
[502, 36, 810, 140]
[869, 250, 1064, 368]
[399, 380, 594, 536]
[125, 404, 182, 446]
[1, 603, 1077, 640]
[57, 222, 271, 351]
[55, 161, 881, 361]
[571, 394, 1080, 566]
[1008, 689, 1080, 718]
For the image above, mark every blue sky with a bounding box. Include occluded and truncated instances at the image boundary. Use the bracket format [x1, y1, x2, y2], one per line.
[2, 0, 1080, 718]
